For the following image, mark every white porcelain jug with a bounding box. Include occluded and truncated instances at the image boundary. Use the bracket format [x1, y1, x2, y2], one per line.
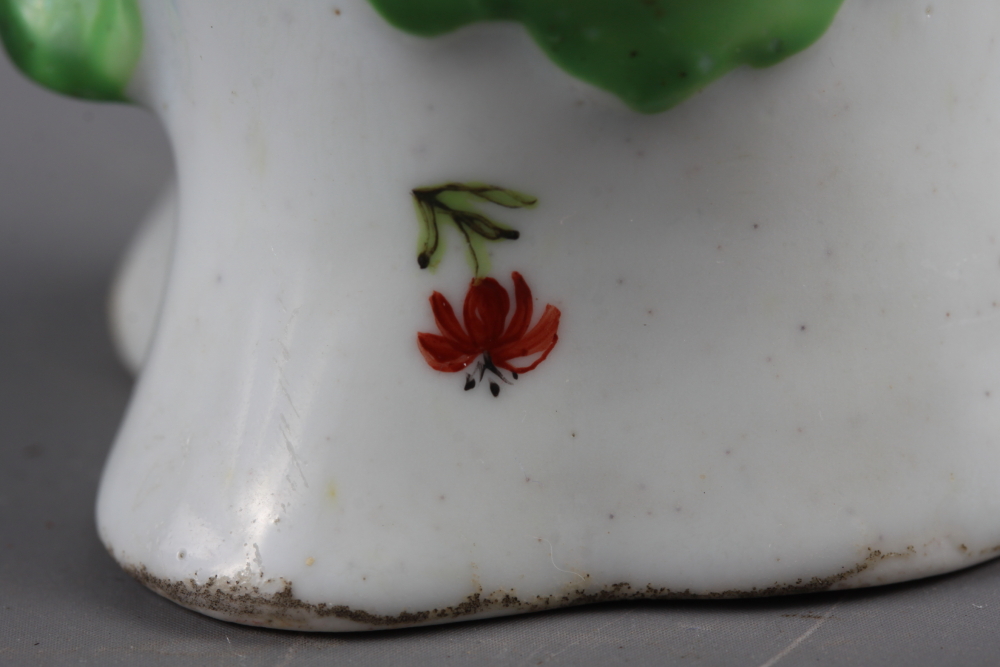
[6, 0, 1000, 631]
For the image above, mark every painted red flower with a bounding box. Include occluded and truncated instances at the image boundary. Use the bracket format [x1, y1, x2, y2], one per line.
[418, 272, 561, 395]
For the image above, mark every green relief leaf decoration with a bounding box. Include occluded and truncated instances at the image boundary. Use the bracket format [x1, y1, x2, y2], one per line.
[0, 0, 143, 102]
[367, 0, 845, 114]
[413, 183, 537, 279]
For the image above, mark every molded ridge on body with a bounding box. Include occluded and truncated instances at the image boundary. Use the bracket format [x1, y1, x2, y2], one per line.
[366, 0, 845, 113]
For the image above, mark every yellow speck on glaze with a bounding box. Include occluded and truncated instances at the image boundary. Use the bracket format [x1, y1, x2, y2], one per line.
[305, 557, 315, 566]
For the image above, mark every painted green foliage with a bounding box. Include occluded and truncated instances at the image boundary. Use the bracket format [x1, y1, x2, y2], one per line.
[413, 183, 537, 279]
[368, 0, 845, 113]
[0, 0, 142, 101]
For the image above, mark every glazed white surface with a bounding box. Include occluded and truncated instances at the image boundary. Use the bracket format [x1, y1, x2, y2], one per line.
[108, 180, 176, 374]
[97, 0, 1000, 630]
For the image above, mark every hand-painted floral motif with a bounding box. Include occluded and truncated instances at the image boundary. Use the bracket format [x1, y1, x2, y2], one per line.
[412, 181, 558, 395]
[418, 272, 560, 396]
[413, 183, 536, 280]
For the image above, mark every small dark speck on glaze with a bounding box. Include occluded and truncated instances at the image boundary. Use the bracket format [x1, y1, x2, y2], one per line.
[800, 325, 807, 332]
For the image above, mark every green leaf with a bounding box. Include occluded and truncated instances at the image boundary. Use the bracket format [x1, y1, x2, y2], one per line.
[415, 196, 442, 270]
[465, 186, 538, 209]
[368, 0, 845, 114]
[0, 0, 143, 102]
[411, 182, 535, 279]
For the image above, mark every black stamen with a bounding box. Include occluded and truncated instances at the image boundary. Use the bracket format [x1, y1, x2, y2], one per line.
[512, 371, 518, 380]
[481, 353, 512, 385]
[489, 381, 500, 397]
[464, 375, 476, 391]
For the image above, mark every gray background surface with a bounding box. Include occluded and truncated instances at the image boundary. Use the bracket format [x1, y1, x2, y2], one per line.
[3, 42, 1000, 667]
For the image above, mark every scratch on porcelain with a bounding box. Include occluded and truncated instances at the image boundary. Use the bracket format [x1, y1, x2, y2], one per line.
[253, 543, 264, 573]
[278, 379, 302, 418]
[528, 535, 586, 582]
[280, 413, 308, 488]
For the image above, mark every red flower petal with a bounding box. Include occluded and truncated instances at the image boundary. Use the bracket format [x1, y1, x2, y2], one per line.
[497, 271, 533, 346]
[429, 291, 474, 350]
[493, 304, 561, 374]
[463, 277, 509, 347]
[419, 272, 561, 379]
[417, 332, 478, 372]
